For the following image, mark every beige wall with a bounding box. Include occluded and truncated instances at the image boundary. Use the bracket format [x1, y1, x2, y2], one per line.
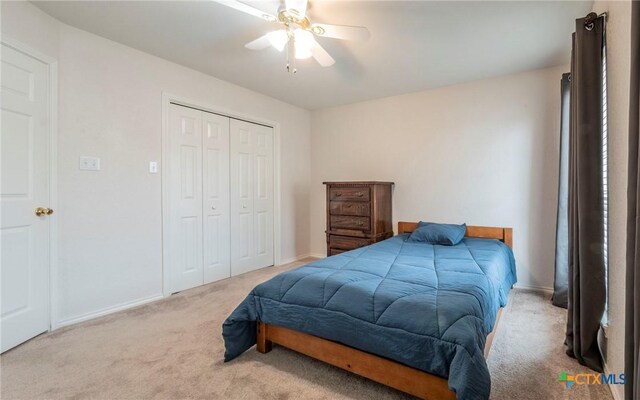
[591, 2, 632, 399]
[2, 1, 311, 326]
[1, 0, 60, 59]
[311, 65, 568, 290]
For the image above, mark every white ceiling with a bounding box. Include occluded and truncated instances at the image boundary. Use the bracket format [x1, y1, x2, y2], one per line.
[34, 1, 592, 110]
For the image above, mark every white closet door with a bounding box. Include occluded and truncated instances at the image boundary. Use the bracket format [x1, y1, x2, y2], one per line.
[1, 44, 51, 352]
[230, 119, 274, 275]
[253, 123, 274, 269]
[202, 112, 230, 283]
[168, 104, 204, 293]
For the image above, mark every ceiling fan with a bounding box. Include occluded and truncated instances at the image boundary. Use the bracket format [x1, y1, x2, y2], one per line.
[214, 0, 370, 73]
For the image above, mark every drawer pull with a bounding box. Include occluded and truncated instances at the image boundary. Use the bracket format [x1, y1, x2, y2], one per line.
[336, 193, 342, 197]
[356, 192, 363, 197]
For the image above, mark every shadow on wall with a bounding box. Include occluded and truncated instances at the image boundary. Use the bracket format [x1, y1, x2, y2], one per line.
[287, 182, 311, 263]
[527, 79, 562, 289]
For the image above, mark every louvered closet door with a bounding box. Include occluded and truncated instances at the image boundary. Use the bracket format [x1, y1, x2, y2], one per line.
[168, 104, 204, 293]
[230, 119, 274, 276]
[202, 112, 230, 283]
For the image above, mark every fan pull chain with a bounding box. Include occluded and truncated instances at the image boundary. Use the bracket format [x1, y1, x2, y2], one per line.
[286, 28, 297, 74]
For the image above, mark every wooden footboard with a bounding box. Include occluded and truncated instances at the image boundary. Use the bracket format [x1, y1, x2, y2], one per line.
[256, 309, 503, 400]
[256, 322, 454, 400]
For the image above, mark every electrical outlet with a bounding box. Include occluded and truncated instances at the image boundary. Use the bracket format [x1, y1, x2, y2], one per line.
[149, 161, 158, 174]
[79, 156, 101, 171]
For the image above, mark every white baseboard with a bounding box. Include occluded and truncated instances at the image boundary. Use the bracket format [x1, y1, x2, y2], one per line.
[604, 362, 624, 400]
[278, 254, 318, 265]
[513, 283, 554, 294]
[54, 293, 164, 329]
[309, 253, 326, 259]
[55, 254, 318, 330]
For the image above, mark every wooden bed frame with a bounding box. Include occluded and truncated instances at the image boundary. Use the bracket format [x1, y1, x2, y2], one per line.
[256, 222, 513, 400]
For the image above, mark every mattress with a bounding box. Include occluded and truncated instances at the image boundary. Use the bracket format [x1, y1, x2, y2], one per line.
[223, 234, 517, 399]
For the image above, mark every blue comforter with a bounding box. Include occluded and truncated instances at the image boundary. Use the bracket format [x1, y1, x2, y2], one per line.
[223, 235, 517, 399]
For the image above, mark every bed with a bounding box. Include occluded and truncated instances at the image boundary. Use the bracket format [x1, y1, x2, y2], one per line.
[223, 222, 516, 400]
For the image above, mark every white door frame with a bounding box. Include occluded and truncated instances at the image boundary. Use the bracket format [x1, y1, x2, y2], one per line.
[161, 93, 282, 297]
[1, 36, 59, 330]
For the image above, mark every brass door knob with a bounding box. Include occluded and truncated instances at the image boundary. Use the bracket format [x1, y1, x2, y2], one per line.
[35, 207, 54, 217]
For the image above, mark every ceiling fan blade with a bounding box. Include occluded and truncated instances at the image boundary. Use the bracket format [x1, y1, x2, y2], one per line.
[245, 34, 271, 50]
[311, 42, 335, 67]
[311, 23, 370, 41]
[213, 0, 277, 22]
[285, 0, 307, 17]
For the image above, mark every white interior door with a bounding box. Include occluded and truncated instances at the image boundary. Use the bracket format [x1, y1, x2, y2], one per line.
[230, 119, 274, 275]
[202, 112, 230, 283]
[168, 104, 204, 293]
[1, 43, 51, 352]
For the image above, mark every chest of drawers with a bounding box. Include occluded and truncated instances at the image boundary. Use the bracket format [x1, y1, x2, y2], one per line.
[323, 181, 394, 256]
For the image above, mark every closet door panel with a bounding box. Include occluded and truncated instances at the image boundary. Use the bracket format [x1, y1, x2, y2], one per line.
[168, 104, 203, 293]
[238, 212, 251, 259]
[202, 113, 231, 283]
[230, 120, 254, 274]
[230, 120, 274, 276]
[253, 125, 274, 266]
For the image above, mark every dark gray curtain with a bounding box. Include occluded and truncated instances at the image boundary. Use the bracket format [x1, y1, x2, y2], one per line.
[625, 3, 640, 400]
[565, 13, 606, 373]
[553, 73, 571, 309]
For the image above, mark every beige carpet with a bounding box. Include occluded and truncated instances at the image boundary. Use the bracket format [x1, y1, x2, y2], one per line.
[1, 259, 613, 400]
[487, 290, 613, 400]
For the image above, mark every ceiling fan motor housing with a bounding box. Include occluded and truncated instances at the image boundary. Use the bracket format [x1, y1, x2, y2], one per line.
[278, 8, 311, 30]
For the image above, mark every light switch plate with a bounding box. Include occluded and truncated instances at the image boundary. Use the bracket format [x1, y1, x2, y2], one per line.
[149, 161, 158, 174]
[79, 156, 100, 171]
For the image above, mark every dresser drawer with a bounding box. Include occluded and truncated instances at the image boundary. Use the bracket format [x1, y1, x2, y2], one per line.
[329, 201, 371, 216]
[330, 235, 371, 250]
[329, 248, 346, 256]
[330, 215, 370, 231]
[329, 187, 370, 202]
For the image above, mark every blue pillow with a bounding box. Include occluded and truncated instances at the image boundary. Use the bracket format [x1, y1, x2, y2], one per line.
[408, 222, 467, 245]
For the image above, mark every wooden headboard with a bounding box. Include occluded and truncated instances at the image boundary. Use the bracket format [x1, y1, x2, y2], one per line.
[397, 221, 513, 249]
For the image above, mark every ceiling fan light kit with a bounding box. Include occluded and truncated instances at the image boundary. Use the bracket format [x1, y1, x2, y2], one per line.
[266, 29, 288, 52]
[215, 0, 370, 73]
[294, 29, 315, 59]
